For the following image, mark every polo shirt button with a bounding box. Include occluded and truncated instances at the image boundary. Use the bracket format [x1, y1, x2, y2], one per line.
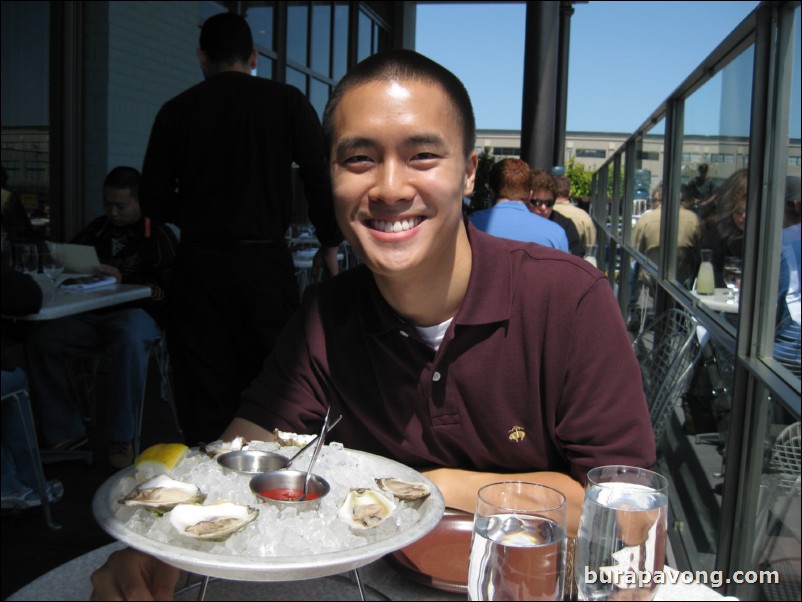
[432, 371, 441, 382]
[399, 330, 409, 337]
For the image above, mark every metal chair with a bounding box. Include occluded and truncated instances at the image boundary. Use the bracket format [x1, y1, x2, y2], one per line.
[753, 422, 801, 600]
[133, 335, 183, 457]
[632, 308, 701, 447]
[62, 332, 183, 461]
[1, 389, 61, 529]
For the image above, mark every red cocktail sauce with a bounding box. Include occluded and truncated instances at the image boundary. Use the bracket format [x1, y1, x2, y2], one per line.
[259, 488, 319, 502]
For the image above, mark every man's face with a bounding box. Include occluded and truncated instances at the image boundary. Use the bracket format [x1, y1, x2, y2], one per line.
[329, 79, 477, 281]
[529, 188, 555, 219]
[103, 186, 141, 227]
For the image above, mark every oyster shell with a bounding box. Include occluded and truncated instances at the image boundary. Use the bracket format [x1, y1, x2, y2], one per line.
[202, 436, 247, 458]
[119, 475, 206, 514]
[375, 478, 431, 502]
[272, 429, 316, 447]
[338, 488, 397, 529]
[168, 501, 258, 541]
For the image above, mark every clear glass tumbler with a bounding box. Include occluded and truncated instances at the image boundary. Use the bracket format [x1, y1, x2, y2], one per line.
[468, 481, 567, 601]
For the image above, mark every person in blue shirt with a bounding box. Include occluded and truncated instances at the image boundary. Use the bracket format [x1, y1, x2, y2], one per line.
[469, 158, 569, 251]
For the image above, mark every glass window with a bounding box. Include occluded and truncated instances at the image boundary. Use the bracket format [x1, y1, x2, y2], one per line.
[680, 46, 754, 329]
[770, 5, 801, 385]
[629, 122, 666, 321]
[309, 79, 329, 121]
[357, 10, 372, 62]
[246, 3, 274, 54]
[1, 1, 51, 231]
[332, 3, 349, 81]
[285, 67, 306, 94]
[256, 54, 274, 80]
[311, 2, 331, 76]
[752, 396, 800, 599]
[287, 3, 308, 66]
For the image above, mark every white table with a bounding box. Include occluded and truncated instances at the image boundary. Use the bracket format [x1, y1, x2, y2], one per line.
[2, 274, 151, 321]
[7, 541, 737, 601]
[693, 288, 740, 314]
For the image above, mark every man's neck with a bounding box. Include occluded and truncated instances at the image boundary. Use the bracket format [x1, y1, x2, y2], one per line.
[374, 223, 472, 327]
[204, 61, 251, 78]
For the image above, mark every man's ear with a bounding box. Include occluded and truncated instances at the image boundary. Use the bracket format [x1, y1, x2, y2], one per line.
[248, 49, 258, 72]
[463, 151, 478, 196]
[196, 49, 209, 76]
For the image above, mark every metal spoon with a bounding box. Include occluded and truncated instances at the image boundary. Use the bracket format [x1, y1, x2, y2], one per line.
[284, 414, 342, 469]
[298, 406, 332, 501]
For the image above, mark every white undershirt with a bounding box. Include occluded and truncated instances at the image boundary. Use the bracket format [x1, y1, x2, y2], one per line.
[415, 317, 453, 351]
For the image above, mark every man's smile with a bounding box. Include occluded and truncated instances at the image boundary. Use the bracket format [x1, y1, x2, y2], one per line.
[366, 216, 425, 233]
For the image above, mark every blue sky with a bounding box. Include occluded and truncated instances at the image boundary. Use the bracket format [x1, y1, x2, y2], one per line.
[415, 1, 760, 133]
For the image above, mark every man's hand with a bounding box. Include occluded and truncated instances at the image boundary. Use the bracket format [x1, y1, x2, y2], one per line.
[90, 548, 178, 601]
[423, 468, 584, 538]
[312, 246, 340, 281]
[94, 264, 123, 283]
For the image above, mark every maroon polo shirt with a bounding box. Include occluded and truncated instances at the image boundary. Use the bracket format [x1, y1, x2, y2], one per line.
[237, 223, 655, 483]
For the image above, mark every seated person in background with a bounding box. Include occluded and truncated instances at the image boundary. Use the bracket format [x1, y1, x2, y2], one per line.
[469, 158, 569, 251]
[1, 164, 35, 244]
[701, 169, 747, 287]
[528, 168, 585, 257]
[91, 49, 655, 599]
[552, 175, 596, 250]
[775, 176, 801, 377]
[27, 166, 178, 469]
[631, 186, 703, 289]
[1, 265, 63, 510]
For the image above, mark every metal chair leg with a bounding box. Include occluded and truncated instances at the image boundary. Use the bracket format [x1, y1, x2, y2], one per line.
[3, 390, 62, 530]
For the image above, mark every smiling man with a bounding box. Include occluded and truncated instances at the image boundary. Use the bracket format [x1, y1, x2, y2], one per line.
[91, 51, 654, 600]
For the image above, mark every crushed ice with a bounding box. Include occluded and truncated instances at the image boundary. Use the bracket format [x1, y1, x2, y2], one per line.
[112, 442, 425, 557]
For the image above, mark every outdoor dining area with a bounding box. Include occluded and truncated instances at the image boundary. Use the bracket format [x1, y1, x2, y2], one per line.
[2, 1, 800, 601]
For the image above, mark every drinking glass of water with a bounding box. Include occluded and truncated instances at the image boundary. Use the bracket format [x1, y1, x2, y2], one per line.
[468, 481, 567, 601]
[14, 243, 38, 275]
[41, 251, 64, 290]
[574, 465, 668, 601]
[723, 256, 741, 303]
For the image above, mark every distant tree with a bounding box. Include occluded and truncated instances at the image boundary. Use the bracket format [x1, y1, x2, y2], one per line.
[566, 157, 593, 198]
[470, 147, 497, 211]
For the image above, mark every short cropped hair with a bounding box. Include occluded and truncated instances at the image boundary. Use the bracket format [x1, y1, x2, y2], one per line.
[322, 49, 476, 158]
[554, 176, 571, 199]
[530, 168, 557, 196]
[200, 13, 253, 64]
[489, 159, 532, 203]
[104, 166, 141, 199]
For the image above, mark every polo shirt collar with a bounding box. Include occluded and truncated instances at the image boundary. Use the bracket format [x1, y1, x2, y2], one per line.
[355, 220, 513, 335]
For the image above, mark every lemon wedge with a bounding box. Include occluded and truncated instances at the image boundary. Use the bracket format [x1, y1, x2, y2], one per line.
[134, 443, 188, 479]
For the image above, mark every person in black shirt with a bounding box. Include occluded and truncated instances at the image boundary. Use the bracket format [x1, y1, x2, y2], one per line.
[140, 13, 342, 444]
[529, 168, 585, 257]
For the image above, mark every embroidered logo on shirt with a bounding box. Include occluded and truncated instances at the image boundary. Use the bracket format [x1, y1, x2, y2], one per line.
[508, 425, 526, 443]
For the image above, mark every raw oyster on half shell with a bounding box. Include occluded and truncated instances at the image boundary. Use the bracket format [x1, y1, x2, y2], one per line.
[272, 428, 316, 447]
[375, 478, 431, 502]
[338, 488, 397, 529]
[119, 475, 206, 514]
[168, 501, 258, 540]
[201, 436, 247, 458]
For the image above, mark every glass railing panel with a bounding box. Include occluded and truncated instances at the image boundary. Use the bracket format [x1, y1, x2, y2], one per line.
[752, 394, 800, 600]
[680, 45, 754, 338]
[768, 5, 801, 387]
